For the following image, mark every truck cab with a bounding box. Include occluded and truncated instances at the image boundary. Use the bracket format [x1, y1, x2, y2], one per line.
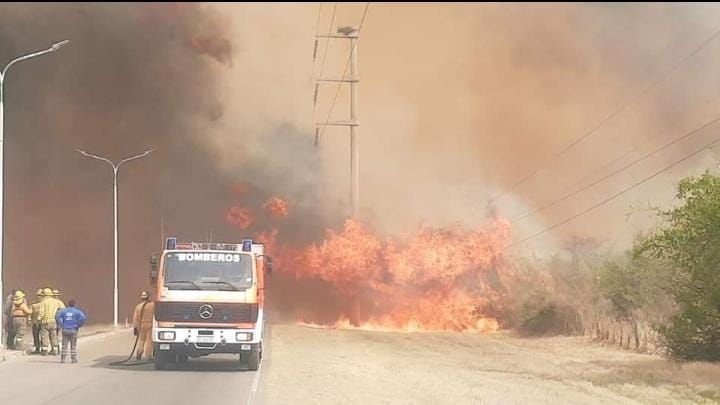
[149, 237, 272, 371]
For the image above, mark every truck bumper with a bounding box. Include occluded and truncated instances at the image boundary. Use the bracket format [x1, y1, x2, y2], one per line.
[153, 326, 261, 343]
[152, 309, 264, 356]
[153, 341, 260, 356]
[152, 314, 263, 356]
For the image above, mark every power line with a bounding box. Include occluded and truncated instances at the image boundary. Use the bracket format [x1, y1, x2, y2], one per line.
[490, 25, 720, 204]
[557, 143, 641, 201]
[317, 2, 370, 144]
[527, 111, 704, 222]
[510, 111, 720, 223]
[317, 3, 338, 85]
[312, 3, 338, 119]
[507, 120, 720, 250]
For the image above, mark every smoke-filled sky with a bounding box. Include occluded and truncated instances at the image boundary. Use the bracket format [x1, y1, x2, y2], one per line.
[3, 3, 720, 322]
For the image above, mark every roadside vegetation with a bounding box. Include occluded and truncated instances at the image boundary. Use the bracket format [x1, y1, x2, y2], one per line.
[507, 172, 720, 362]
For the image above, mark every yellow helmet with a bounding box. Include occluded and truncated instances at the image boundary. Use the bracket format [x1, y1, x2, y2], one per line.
[52, 289, 61, 296]
[12, 291, 24, 303]
[36, 288, 43, 296]
[42, 287, 53, 297]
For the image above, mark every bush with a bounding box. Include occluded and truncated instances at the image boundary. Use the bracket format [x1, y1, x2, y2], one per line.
[640, 172, 720, 361]
[660, 306, 720, 361]
[517, 293, 582, 337]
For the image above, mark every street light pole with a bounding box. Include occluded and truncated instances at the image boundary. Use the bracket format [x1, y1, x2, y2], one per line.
[0, 39, 69, 349]
[75, 148, 154, 328]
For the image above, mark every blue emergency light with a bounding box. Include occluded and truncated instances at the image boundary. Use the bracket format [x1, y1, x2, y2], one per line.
[242, 239, 253, 252]
[166, 237, 177, 250]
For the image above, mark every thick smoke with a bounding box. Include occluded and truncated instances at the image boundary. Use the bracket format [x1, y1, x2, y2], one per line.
[353, 4, 720, 250]
[209, 4, 720, 250]
[0, 4, 247, 322]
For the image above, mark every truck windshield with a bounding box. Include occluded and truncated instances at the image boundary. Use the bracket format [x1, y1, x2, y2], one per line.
[163, 252, 253, 291]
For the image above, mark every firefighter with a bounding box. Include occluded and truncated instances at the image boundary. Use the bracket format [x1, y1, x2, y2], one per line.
[3, 289, 18, 348]
[39, 287, 64, 356]
[55, 299, 86, 364]
[10, 291, 32, 350]
[133, 291, 155, 360]
[52, 289, 65, 338]
[30, 289, 44, 354]
[52, 289, 65, 305]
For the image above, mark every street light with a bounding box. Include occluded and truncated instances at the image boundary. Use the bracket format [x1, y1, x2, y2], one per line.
[0, 39, 70, 349]
[76, 148, 154, 328]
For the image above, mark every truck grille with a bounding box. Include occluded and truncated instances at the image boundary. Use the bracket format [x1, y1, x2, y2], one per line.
[155, 302, 259, 323]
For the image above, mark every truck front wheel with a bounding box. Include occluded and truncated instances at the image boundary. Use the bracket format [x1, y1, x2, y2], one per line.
[241, 348, 260, 371]
[154, 347, 170, 370]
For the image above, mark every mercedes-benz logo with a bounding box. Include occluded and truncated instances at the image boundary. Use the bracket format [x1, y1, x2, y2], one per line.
[199, 304, 214, 319]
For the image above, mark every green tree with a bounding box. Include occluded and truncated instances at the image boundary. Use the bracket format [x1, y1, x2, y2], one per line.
[639, 172, 720, 361]
[598, 258, 641, 319]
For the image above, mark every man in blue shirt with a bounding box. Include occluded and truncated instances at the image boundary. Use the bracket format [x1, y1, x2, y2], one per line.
[55, 300, 86, 364]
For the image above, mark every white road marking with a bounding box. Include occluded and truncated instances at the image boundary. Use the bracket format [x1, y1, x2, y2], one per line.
[246, 356, 263, 405]
[246, 322, 270, 405]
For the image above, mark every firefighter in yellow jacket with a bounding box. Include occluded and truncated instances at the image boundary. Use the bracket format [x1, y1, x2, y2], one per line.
[39, 287, 65, 355]
[9, 291, 32, 350]
[30, 289, 44, 354]
[133, 291, 155, 360]
[52, 290, 65, 338]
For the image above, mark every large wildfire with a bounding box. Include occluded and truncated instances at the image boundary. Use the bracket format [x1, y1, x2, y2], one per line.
[4, 3, 703, 327]
[228, 197, 512, 333]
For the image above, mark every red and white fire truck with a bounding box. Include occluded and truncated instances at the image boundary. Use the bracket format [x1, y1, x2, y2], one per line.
[149, 238, 271, 370]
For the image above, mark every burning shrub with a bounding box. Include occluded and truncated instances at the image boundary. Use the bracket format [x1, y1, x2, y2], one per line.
[260, 218, 511, 332]
[264, 196, 289, 219]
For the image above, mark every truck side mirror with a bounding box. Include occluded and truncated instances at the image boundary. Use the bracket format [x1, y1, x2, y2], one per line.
[150, 255, 159, 286]
[265, 256, 273, 276]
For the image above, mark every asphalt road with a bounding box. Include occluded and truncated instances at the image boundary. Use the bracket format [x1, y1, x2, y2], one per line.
[0, 330, 266, 405]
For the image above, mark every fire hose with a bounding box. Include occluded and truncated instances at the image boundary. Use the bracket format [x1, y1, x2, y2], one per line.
[109, 301, 153, 366]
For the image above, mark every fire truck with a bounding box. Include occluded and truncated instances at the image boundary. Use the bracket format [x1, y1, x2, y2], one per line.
[148, 237, 272, 371]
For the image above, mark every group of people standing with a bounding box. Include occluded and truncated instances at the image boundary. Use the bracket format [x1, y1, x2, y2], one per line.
[4, 288, 86, 363]
[4, 288, 153, 363]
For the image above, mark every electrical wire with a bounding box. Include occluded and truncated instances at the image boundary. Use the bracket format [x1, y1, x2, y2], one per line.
[317, 2, 370, 144]
[490, 26, 720, 204]
[506, 120, 720, 249]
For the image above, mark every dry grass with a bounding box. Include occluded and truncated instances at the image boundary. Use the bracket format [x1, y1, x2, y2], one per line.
[263, 324, 720, 405]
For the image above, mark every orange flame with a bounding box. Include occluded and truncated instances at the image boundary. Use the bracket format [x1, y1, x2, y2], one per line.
[263, 196, 289, 219]
[226, 206, 253, 229]
[266, 218, 511, 332]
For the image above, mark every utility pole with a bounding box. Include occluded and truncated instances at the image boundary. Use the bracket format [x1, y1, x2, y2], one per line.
[160, 213, 165, 251]
[316, 26, 360, 217]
